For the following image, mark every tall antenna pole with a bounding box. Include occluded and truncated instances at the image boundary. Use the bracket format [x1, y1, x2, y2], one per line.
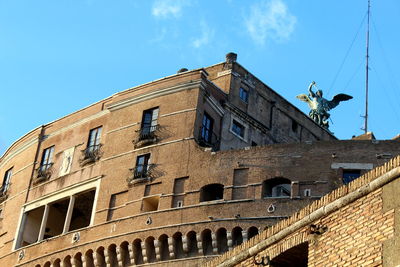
[364, 0, 371, 134]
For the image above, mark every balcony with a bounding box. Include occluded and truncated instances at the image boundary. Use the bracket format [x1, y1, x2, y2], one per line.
[35, 163, 54, 184]
[0, 186, 8, 203]
[127, 164, 156, 185]
[79, 144, 103, 166]
[134, 125, 159, 148]
[197, 127, 220, 151]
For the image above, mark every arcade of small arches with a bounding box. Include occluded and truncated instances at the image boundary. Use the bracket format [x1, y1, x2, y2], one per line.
[31, 226, 260, 267]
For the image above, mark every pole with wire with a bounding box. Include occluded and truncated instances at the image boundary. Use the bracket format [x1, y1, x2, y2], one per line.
[363, 0, 371, 134]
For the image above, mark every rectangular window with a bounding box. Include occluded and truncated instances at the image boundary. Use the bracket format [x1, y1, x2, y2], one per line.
[88, 126, 102, 152]
[40, 146, 54, 171]
[239, 87, 249, 103]
[16, 189, 96, 249]
[342, 169, 361, 184]
[231, 120, 245, 138]
[201, 112, 214, 143]
[1, 168, 13, 194]
[141, 107, 159, 136]
[134, 154, 151, 178]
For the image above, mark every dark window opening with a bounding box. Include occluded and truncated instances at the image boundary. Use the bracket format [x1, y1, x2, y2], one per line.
[342, 169, 361, 184]
[16, 189, 96, 249]
[262, 178, 291, 198]
[271, 242, 308, 267]
[134, 154, 151, 179]
[232, 227, 243, 247]
[201, 112, 214, 143]
[18, 206, 45, 247]
[231, 120, 245, 138]
[43, 198, 70, 240]
[201, 229, 213, 255]
[172, 232, 184, 259]
[239, 87, 249, 103]
[87, 127, 102, 152]
[248, 226, 259, 240]
[81, 127, 103, 164]
[1, 167, 13, 195]
[159, 234, 170, 261]
[69, 190, 96, 231]
[216, 228, 228, 254]
[187, 231, 198, 256]
[200, 184, 224, 202]
[292, 120, 298, 132]
[145, 237, 156, 263]
[37, 146, 54, 180]
[139, 107, 159, 141]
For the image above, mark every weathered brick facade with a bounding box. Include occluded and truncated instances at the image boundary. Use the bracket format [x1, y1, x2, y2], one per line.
[0, 54, 399, 266]
[207, 156, 400, 267]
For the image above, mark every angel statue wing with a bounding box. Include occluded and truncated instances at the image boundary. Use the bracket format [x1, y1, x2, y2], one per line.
[296, 94, 314, 109]
[326, 94, 353, 110]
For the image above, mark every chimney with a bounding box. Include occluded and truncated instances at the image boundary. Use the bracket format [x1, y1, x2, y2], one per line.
[177, 68, 188, 74]
[225, 52, 237, 64]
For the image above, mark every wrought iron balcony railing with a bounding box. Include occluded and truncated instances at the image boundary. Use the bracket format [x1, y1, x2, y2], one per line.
[127, 164, 156, 184]
[80, 144, 103, 165]
[197, 127, 220, 151]
[137, 125, 159, 142]
[36, 163, 54, 182]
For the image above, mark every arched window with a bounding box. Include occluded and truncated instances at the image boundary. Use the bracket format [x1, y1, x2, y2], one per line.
[248, 226, 259, 240]
[262, 178, 291, 198]
[145, 237, 156, 263]
[186, 231, 198, 256]
[201, 229, 213, 255]
[172, 232, 184, 259]
[133, 239, 144, 265]
[158, 234, 170, 261]
[232, 227, 243, 247]
[200, 184, 224, 202]
[216, 228, 228, 254]
[120, 241, 131, 266]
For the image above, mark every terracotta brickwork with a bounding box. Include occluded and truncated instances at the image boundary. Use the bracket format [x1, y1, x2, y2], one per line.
[1, 54, 399, 267]
[207, 156, 400, 267]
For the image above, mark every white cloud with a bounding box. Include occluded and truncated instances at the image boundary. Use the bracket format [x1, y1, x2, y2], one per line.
[191, 21, 215, 48]
[245, 0, 297, 45]
[152, 0, 189, 19]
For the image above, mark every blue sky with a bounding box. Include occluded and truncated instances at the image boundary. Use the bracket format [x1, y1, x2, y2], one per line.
[1, 0, 400, 155]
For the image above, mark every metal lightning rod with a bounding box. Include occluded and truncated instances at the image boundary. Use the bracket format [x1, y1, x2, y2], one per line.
[363, 0, 371, 134]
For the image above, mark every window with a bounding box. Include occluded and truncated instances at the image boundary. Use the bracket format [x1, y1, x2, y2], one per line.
[141, 196, 160, 212]
[140, 107, 159, 140]
[88, 127, 102, 152]
[201, 112, 214, 143]
[304, 189, 311, 197]
[16, 189, 96, 249]
[239, 88, 249, 103]
[1, 168, 12, 195]
[40, 146, 54, 171]
[200, 184, 224, 202]
[81, 127, 103, 164]
[342, 169, 361, 184]
[262, 178, 291, 198]
[231, 120, 245, 138]
[134, 154, 151, 178]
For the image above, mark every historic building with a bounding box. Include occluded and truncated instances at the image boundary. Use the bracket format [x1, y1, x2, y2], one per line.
[0, 53, 399, 266]
[207, 155, 400, 267]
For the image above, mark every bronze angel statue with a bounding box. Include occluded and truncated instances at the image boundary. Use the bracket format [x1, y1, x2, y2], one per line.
[297, 81, 353, 129]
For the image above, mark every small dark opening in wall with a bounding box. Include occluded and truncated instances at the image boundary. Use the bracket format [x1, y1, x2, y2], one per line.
[271, 242, 308, 267]
[200, 184, 224, 202]
[342, 169, 361, 184]
[69, 190, 95, 231]
[292, 120, 298, 132]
